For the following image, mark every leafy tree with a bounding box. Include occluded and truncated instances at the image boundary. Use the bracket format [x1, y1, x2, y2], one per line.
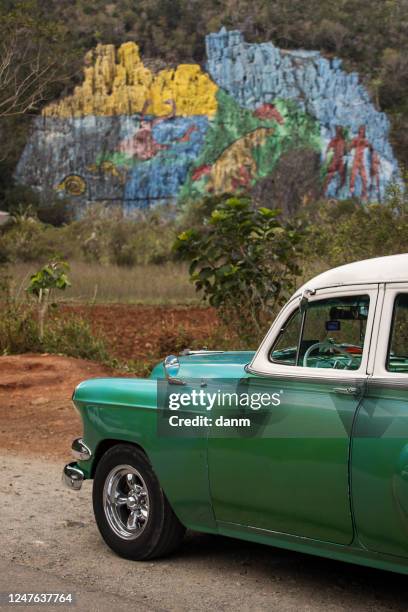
[299, 175, 408, 272]
[174, 196, 302, 339]
[26, 258, 70, 339]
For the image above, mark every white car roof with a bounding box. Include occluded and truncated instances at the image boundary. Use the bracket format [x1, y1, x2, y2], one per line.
[296, 253, 408, 295]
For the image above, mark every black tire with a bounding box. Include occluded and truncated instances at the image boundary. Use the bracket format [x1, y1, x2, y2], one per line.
[92, 444, 185, 560]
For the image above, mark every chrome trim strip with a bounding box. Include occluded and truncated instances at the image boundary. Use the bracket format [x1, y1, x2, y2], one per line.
[71, 438, 92, 461]
[62, 463, 84, 491]
[217, 520, 321, 543]
[179, 349, 225, 356]
[244, 365, 366, 386]
[369, 378, 408, 390]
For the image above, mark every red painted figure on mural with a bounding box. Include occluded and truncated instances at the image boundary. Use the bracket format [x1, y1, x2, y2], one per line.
[370, 148, 381, 199]
[118, 100, 197, 160]
[349, 125, 370, 200]
[323, 126, 347, 194]
[253, 103, 285, 125]
[191, 164, 212, 181]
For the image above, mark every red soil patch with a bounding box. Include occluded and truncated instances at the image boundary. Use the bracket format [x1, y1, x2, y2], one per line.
[0, 353, 116, 459]
[0, 305, 221, 458]
[60, 304, 219, 362]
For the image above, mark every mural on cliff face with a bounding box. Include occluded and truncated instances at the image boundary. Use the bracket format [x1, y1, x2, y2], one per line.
[180, 90, 321, 201]
[15, 30, 400, 212]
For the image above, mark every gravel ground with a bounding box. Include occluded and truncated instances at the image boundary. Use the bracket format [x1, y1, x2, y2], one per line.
[0, 454, 407, 611]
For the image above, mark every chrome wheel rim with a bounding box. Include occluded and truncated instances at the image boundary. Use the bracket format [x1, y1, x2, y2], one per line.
[102, 464, 150, 540]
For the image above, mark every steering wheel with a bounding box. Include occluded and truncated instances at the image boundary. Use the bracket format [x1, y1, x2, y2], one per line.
[302, 339, 354, 368]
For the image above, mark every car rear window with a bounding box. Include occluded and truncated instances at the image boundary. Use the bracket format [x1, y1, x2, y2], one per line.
[387, 294, 408, 373]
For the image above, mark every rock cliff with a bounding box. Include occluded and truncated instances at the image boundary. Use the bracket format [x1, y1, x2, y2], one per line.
[15, 30, 400, 212]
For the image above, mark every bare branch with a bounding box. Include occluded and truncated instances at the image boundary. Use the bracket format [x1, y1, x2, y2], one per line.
[0, 8, 73, 122]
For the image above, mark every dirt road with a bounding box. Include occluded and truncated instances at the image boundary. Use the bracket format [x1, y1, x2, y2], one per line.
[0, 354, 118, 458]
[0, 354, 407, 611]
[0, 454, 407, 612]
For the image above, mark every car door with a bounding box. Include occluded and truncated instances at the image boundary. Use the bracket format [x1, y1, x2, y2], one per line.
[208, 285, 378, 544]
[352, 283, 408, 557]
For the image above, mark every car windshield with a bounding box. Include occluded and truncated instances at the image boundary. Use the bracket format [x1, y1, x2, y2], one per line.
[271, 295, 369, 370]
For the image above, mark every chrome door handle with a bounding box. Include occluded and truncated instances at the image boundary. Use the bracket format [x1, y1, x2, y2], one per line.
[333, 386, 359, 396]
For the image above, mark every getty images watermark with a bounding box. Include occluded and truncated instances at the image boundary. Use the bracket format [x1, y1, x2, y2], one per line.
[168, 387, 281, 425]
[157, 377, 383, 439]
[156, 379, 284, 437]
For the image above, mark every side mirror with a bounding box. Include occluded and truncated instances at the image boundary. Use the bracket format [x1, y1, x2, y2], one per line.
[163, 355, 185, 386]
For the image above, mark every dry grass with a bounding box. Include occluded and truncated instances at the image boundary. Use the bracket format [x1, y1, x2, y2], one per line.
[5, 258, 329, 307]
[5, 261, 198, 304]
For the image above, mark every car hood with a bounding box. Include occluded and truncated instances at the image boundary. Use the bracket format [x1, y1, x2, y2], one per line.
[72, 351, 255, 407]
[150, 351, 255, 380]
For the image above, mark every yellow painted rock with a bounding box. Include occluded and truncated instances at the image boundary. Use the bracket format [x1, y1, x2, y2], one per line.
[43, 42, 218, 118]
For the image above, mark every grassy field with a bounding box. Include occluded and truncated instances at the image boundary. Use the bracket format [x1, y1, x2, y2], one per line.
[0, 258, 338, 373]
[5, 259, 332, 306]
[6, 261, 199, 305]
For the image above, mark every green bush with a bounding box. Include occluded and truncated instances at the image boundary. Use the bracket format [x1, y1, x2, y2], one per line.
[0, 211, 77, 263]
[43, 316, 109, 361]
[301, 177, 408, 272]
[0, 305, 109, 362]
[0, 268, 109, 361]
[1, 184, 73, 227]
[1, 215, 52, 262]
[1, 184, 40, 213]
[178, 193, 233, 231]
[0, 272, 41, 354]
[174, 196, 303, 339]
[0, 203, 178, 266]
[0, 303, 41, 354]
[60, 204, 177, 266]
[107, 210, 177, 266]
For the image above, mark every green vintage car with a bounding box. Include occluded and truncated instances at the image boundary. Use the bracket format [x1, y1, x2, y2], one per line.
[64, 254, 408, 573]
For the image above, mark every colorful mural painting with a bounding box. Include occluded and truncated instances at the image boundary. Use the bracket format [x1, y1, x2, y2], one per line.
[179, 90, 321, 201]
[15, 30, 400, 212]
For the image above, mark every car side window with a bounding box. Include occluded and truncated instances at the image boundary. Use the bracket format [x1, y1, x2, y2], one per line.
[387, 294, 408, 373]
[270, 295, 370, 370]
[269, 308, 303, 365]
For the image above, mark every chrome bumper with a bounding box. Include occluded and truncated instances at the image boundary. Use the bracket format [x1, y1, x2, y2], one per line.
[62, 438, 92, 490]
[63, 462, 85, 490]
[71, 437, 92, 461]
